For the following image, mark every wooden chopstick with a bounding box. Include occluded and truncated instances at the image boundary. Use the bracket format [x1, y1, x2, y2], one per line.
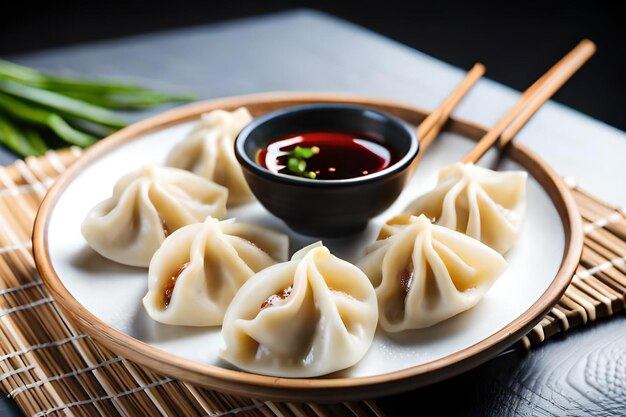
[499, 39, 596, 148]
[416, 63, 485, 151]
[462, 39, 596, 164]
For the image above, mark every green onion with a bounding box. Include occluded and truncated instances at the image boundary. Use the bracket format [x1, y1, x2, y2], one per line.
[0, 114, 45, 156]
[24, 129, 48, 155]
[67, 118, 117, 138]
[0, 60, 195, 157]
[293, 146, 315, 159]
[0, 93, 97, 147]
[0, 79, 126, 128]
[55, 89, 196, 109]
[286, 146, 320, 178]
[0, 59, 147, 93]
[288, 157, 306, 173]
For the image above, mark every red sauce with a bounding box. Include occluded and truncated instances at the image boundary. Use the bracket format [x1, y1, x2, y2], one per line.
[260, 286, 292, 309]
[162, 262, 189, 309]
[257, 132, 397, 180]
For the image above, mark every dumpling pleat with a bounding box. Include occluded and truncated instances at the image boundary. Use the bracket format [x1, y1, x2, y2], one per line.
[437, 178, 466, 230]
[222, 223, 289, 262]
[221, 244, 378, 377]
[236, 263, 315, 359]
[82, 180, 165, 266]
[224, 236, 279, 272]
[142, 217, 287, 326]
[464, 181, 482, 242]
[399, 162, 527, 254]
[165, 108, 254, 206]
[358, 215, 508, 331]
[475, 187, 519, 254]
[308, 255, 368, 358]
[81, 166, 228, 267]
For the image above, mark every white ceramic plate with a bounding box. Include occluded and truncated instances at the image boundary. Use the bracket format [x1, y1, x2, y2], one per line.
[34, 94, 582, 401]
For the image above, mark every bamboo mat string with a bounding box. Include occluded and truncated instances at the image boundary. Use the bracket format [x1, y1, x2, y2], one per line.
[0, 149, 624, 416]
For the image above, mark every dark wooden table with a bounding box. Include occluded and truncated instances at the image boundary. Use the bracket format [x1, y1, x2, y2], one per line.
[2, 10, 625, 416]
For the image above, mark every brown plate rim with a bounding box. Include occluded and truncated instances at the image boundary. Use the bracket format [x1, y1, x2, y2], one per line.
[32, 92, 584, 402]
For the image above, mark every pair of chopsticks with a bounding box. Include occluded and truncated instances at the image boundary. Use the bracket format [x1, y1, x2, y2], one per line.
[415, 39, 596, 166]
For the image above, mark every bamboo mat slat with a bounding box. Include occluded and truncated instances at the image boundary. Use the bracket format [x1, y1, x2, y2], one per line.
[520, 178, 626, 348]
[0, 149, 624, 416]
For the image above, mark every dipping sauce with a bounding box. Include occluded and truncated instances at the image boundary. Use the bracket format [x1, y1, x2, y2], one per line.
[257, 132, 397, 180]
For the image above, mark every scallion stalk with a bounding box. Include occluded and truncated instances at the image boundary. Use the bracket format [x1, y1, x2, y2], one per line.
[0, 59, 195, 157]
[0, 114, 45, 156]
[0, 93, 97, 147]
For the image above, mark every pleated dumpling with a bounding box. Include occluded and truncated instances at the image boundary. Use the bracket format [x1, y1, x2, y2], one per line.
[359, 215, 507, 332]
[166, 107, 253, 206]
[221, 243, 378, 377]
[81, 165, 228, 267]
[384, 162, 526, 254]
[143, 217, 288, 326]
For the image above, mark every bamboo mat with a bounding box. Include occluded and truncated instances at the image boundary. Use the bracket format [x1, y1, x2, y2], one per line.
[520, 178, 626, 347]
[0, 149, 624, 417]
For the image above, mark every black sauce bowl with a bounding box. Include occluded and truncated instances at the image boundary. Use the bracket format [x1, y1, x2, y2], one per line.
[235, 104, 419, 237]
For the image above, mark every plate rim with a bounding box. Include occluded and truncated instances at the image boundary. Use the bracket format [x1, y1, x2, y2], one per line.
[33, 92, 584, 401]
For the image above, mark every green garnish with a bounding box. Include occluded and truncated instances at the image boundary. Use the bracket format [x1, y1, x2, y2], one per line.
[0, 59, 196, 157]
[286, 146, 319, 179]
[293, 145, 315, 159]
[288, 157, 306, 173]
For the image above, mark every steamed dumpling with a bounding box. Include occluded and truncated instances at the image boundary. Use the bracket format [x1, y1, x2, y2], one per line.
[383, 162, 526, 254]
[221, 243, 378, 377]
[143, 217, 288, 326]
[166, 107, 253, 206]
[81, 165, 228, 267]
[359, 214, 507, 332]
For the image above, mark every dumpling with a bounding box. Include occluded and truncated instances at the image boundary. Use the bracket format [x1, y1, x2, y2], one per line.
[358, 214, 507, 332]
[383, 162, 526, 254]
[165, 107, 254, 206]
[221, 242, 378, 377]
[81, 165, 228, 267]
[142, 217, 288, 326]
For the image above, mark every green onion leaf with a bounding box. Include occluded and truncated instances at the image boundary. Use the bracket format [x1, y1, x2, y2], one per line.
[287, 157, 299, 173]
[55, 89, 196, 109]
[293, 146, 315, 159]
[288, 157, 307, 173]
[0, 93, 97, 147]
[0, 60, 145, 93]
[0, 60, 196, 156]
[0, 79, 126, 128]
[0, 60, 197, 102]
[0, 114, 42, 156]
[24, 129, 48, 155]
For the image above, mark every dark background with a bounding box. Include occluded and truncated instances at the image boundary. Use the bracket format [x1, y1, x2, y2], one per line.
[2, 0, 625, 131]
